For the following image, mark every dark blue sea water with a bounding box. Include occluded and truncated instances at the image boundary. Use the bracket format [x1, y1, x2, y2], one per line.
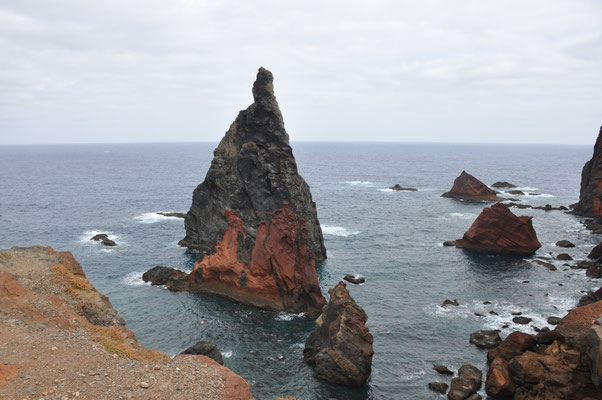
[1, 142, 600, 400]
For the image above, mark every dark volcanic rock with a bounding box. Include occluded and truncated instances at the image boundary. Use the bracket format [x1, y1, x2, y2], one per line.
[491, 181, 518, 188]
[512, 316, 532, 325]
[589, 242, 602, 259]
[506, 190, 525, 195]
[452, 203, 541, 255]
[578, 287, 602, 307]
[547, 316, 562, 325]
[434, 364, 454, 375]
[157, 212, 186, 218]
[556, 253, 573, 261]
[304, 282, 374, 387]
[428, 381, 449, 394]
[556, 240, 575, 248]
[442, 299, 460, 307]
[389, 184, 417, 191]
[179, 67, 326, 264]
[180, 341, 224, 365]
[587, 265, 602, 279]
[470, 330, 502, 349]
[142, 266, 189, 290]
[572, 126, 602, 217]
[90, 233, 116, 247]
[447, 364, 482, 400]
[533, 259, 557, 271]
[344, 274, 365, 284]
[442, 171, 501, 201]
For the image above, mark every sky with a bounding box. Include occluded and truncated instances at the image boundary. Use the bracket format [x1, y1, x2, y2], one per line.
[0, 0, 601, 145]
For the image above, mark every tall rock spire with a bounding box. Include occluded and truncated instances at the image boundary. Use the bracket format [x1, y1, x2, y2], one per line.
[573, 126, 602, 216]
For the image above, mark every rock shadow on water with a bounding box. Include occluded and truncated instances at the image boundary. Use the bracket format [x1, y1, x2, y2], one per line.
[462, 252, 534, 277]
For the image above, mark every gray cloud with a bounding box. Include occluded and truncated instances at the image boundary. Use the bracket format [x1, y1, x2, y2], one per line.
[0, 0, 601, 144]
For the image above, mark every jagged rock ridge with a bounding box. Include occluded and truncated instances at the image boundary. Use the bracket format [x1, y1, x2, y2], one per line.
[573, 126, 602, 216]
[179, 67, 326, 263]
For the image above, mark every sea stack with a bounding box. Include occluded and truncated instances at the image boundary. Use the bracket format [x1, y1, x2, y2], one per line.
[442, 171, 501, 201]
[450, 203, 541, 255]
[160, 68, 326, 315]
[572, 126, 602, 216]
[303, 282, 374, 387]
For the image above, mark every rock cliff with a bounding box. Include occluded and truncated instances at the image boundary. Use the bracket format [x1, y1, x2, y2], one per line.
[442, 171, 501, 201]
[449, 203, 542, 255]
[179, 67, 326, 264]
[0, 246, 252, 399]
[303, 282, 374, 387]
[573, 126, 602, 216]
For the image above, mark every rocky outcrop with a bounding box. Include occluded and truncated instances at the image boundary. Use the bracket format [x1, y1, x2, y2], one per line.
[90, 233, 116, 246]
[572, 126, 602, 217]
[448, 364, 482, 400]
[389, 184, 417, 191]
[450, 203, 541, 255]
[470, 330, 502, 349]
[442, 171, 501, 201]
[179, 67, 326, 264]
[0, 246, 252, 400]
[303, 282, 374, 387]
[145, 203, 326, 316]
[492, 182, 518, 188]
[180, 341, 224, 365]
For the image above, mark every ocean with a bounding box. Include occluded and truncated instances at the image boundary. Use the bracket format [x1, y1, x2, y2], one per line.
[1, 142, 599, 399]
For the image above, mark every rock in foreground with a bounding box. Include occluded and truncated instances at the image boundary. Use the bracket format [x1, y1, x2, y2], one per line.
[442, 171, 501, 201]
[179, 67, 326, 264]
[303, 282, 374, 387]
[448, 364, 482, 400]
[451, 203, 542, 255]
[572, 126, 602, 217]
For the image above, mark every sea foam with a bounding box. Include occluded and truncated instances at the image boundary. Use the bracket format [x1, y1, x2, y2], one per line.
[134, 212, 182, 224]
[322, 225, 360, 237]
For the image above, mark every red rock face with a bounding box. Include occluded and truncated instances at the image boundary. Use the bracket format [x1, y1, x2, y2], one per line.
[442, 171, 500, 201]
[573, 126, 602, 216]
[453, 203, 542, 255]
[188, 202, 326, 315]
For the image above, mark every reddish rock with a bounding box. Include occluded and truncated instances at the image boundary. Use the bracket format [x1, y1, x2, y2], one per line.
[453, 203, 542, 256]
[556, 300, 602, 351]
[586, 317, 602, 386]
[573, 126, 602, 217]
[486, 358, 515, 398]
[487, 331, 536, 362]
[303, 282, 374, 387]
[442, 171, 501, 201]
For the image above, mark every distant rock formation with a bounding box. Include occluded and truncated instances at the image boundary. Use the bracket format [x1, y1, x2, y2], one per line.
[303, 282, 374, 387]
[491, 181, 518, 188]
[442, 171, 501, 201]
[179, 67, 326, 264]
[389, 184, 417, 191]
[145, 203, 326, 316]
[448, 203, 541, 255]
[573, 126, 602, 216]
[90, 233, 116, 246]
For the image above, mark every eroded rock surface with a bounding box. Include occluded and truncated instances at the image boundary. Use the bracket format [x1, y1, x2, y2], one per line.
[179, 67, 326, 264]
[442, 171, 501, 201]
[573, 126, 602, 217]
[303, 282, 374, 387]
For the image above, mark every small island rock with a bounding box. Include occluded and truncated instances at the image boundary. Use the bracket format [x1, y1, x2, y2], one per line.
[442, 171, 501, 201]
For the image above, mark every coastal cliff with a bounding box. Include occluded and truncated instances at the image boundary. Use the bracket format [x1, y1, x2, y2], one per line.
[0, 246, 252, 400]
[573, 126, 602, 216]
[179, 67, 326, 263]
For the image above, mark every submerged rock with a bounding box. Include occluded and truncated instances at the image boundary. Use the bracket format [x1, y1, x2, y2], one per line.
[344, 274, 365, 284]
[434, 364, 454, 375]
[491, 181, 518, 188]
[572, 126, 602, 217]
[442, 299, 460, 307]
[90, 233, 116, 247]
[442, 171, 501, 201]
[179, 67, 326, 264]
[303, 282, 374, 387]
[451, 203, 541, 255]
[389, 184, 417, 191]
[470, 330, 502, 349]
[556, 240, 575, 248]
[180, 341, 223, 365]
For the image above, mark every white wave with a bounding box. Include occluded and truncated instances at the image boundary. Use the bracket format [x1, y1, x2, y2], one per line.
[121, 271, 151, 287]
[449, 212, 476, 219]
[275, 312, 305, 321]
[134, 212, 182, 224]
[524, 193, 555, 198]
[322, 225, 361, 237]
[514, 186, 538, 191]
[344, 180, 374, 186]
[378, 188, 394, 192]
[221, 350, 233, 358]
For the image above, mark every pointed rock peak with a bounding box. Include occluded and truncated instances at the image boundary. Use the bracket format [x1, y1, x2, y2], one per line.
[252, 67, 275, 103]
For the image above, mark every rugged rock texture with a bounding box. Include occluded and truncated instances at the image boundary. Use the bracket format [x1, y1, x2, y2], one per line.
[91, 233, 116, 246]
[0, 246, 252, 400]
[492, 182, 518, 188]
[303, 282, 374, 387]
[470, 330, 502, 349]
[485, 301, 602, 400]
[448, 364, 482, 400]
[573, 126, 602, 217]
[146, 204, 326, 315]
[180, 341, 224, 365]
[589, 242, 602, 260]
[442, 171, 501, 201]
[451, 203, 542, 255]
[179, 67, 326, 264]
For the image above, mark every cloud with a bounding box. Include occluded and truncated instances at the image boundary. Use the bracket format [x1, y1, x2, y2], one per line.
[0, 0, 601, 144]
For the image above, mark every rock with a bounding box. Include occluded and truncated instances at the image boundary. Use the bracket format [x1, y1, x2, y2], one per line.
[574, 260, 597, 269]
[466, 395, 482, 400]
[547, 316, 561, 325]
[343, 274, 365, 284]
[589, 242, 602, 260]
[556, 298, 602, 351]
[483, 301, 492, 305]
[90, 233, 116, 247]
[442, 299, 460, 307]
[139, 382, 150, 389]
[572, 126, 602, 217]
[512, 316, 532, 325]
[578, 286, 602, 307]
[470, 330, 502, 349]
[442, 171, 501, 201]
[180, 341, 223, 365]
[586, 265, 602, 279]
[486, 357, 515, 398]
[491, 181, 518, 188]
[536, 329, 561, 345]
[533, 260, 557, 271]
[488, 331, 536, 362]
[179, 67, 326, 265]
[506, 190, 525, 195]
[556, 240, 575, 248]
[434, 364, 454, 375]
[447, 364, 482, 400]
[443, 240, 458, 247]
[157, 212, 186, 218]
[428, 381, 449, 394]
[389, 184, 417, 191]
[303, 282, 373, 387]
[586, 317, 602, 386]
[142, 266, 188, 287]
[451, 203, 541, 255]
[556, 253, 573, 261]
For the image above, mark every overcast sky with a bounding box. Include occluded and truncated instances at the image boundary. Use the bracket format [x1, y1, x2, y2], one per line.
[1, 1, 601, 145]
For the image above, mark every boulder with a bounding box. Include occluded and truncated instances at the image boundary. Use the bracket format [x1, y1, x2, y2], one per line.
[442, 299, 460, 307]
[344, 274, 365, 284]
[556, 299, 602, 351]
[556, 240, 576, 248]
[442, 171, 501, 201]
[434, 364, 454, 375]
[556, 253, 573, 261]
[488, 331, 536, 362]
[451, 203, 542, 255]
[470, 330, 502, 350]
[491, 182, 518, 188]
[572, 126, 602, 217]
[506, 190, 525, 195]
[533, 259, 557, 271]
[142, 266, 188, 287]
[447, 364, 482, 400]
[178, 67, 326, 265]
[547, 316, 562, 325]
[303, 282, 373, 387]
[90, 233, 116, 247]
[589, 242, 602, 260]
[389, 184, 417, 191]
[513, 316, 532, 325]
[428, 381, 449, 394]
[486, 357, 515, 398]
[578, 288, 602, 307]
[587, 265, 602, 279]
[180, 341, 224, 365]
